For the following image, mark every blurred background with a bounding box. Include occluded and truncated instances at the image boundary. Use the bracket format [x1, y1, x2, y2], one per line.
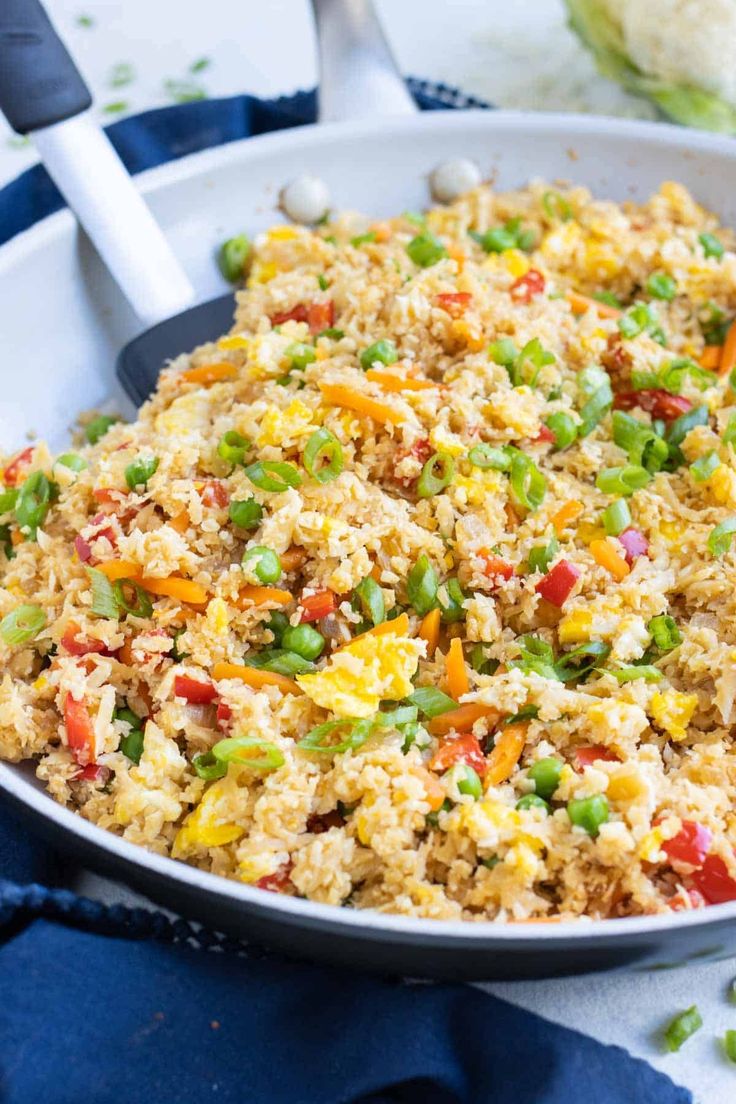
[0, 0, 660, 186]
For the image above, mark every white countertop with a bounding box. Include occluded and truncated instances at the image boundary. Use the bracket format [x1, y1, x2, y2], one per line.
[7, 1, 736, 1098]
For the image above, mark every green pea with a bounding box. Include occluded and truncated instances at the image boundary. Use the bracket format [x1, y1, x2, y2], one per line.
[281, 623, 325, 661]
[567, 794, 609, 837]
[218, 234, 251, 282]
[527, 757, 562, 801]
[516, 794, 550, 813]
[242, 545, 282, 584]
[360, 340, 398, 370]
[228, 498, 263, 530]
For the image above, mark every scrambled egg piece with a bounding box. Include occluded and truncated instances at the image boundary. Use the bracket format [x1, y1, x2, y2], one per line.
[650, 690, 698, 742]
[257, 399, 319, 448]
[173, 779, 243, 852]
[155, 392, 212, 441]
[297, 631, 424, 718]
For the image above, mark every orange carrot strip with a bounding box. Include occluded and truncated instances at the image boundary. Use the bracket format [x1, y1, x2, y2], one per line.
[566, 290, 621, 320]
[212, 660, 300, 695]
[445, 637, 469, 700]
[279, 547, 308, 572]
[364, 369, 437, 393]
[418, 608, 441, 657]
[95, 560, 142, 582]
[428, 702, 500, 738]
[318, 381, 404, 426]
[169, 511, 190, 534]
[236, 586, 293, 608]
[589, 538, 630, 582]
[700, 345, 722, 371]
[417, 768, 447, 812]
[551, 500, 584, 536]
[720, 321, 736, 378]
[336, 612, 410, 651]
[139, 577, 208, 605]
[485, 722, 528, 786]
[180, 362, 238, 386]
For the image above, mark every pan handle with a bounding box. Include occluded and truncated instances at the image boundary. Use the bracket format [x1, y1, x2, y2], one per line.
[310, 0, 417, 123]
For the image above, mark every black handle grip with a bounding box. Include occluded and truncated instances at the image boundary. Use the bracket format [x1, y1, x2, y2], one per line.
[0, 0, 91, 133]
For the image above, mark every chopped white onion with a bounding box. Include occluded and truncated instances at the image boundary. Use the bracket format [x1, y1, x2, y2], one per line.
[429, 158, 482, 203]
[280, 174, 330, 225]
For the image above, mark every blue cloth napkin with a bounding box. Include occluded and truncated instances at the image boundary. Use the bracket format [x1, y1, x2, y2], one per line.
[0, 87, 691, 1104]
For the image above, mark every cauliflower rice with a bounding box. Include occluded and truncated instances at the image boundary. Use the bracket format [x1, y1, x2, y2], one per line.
[3, 178, 736, 922]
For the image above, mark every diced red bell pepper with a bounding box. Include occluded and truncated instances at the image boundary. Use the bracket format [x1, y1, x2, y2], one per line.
[74, 534, 93, 563]
[299, 590, 338, 623]
[691, 854, 736, 904]
[64, 695, 96, 766]
[2, 446, 34, 487]
[429, 732, 487, 777]
[510, 269, 545, 303]
[61, 621, 107, 657]
[613, 389, 692, 422]
[661, 819, 713, 867]
[574, 745, 620, 770]
[74, 763, 110, 784]
[307, 300, 335, 334]
[435, 292, 472, 318]
[270, 304, 308, 327]
[534, 425, 556, 444]
[255, 861, 293, 893]
[200, 480, 229, 508]
[216, 701, 233, 730]
[535, 559, 581, 607]
[618, 528, 649, 564]
[174, 674, 217, 704]
[479, 551, 515, 584]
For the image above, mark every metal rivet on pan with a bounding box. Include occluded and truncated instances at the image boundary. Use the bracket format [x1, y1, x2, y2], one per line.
[429, 158, 482, 203]
[280, 174, 331, 224]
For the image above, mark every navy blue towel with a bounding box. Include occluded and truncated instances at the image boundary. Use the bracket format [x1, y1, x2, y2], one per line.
[0, 87, 690, 1104]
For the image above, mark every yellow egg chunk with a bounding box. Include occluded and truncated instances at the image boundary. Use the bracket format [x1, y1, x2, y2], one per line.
[297, 632, 424, 718]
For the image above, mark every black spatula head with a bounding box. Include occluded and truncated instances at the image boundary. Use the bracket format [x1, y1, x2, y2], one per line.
[116, 291, 236, 406]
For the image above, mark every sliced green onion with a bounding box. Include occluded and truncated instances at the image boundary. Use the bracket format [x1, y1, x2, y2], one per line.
[467, 444, 511, 471]
[228, 497, 263, 529]
[699, 232, 724, 260]
[192, 752, 227, 781]
[516, 793, 550, 813]
[303, 428, 343, 484]
[605, 665, 662, 683]
[217, 430, 250, 467]
[663, 1006, 702, 1053]
[619, 301, 664, 343]
[594, 291, 623, 309]
[281, 623, 325, 661]
[244, 460, 302, 492]
[440, 577, 466, 623]
[645, 272, 677, 301]
[471, 217, 534, 254]
[602, 499, 631, 537]
[86, 566, 120, 619]
[242, 545, 282, 584]
[690, 450, 720, 481]
[469, 644, 498, 676]
[15, 471, 57, 538]
[318, 327, 344, 340]
[577, 365, 613, 437]
[55, 453, 88, 474]
[112, 579, 153, 618]
[666, 404, 709, 448]
[298, 717, 374, 754]
[567, 794, 609, 836]
[351, 231, 376, 247]
[374, 705, 419, 728]
[723, 414, 736, 447]
[528, 535, 559, 574]
[417, 452, 455, 499]
[85, 414, 118, 444]
[528, 757, 562, 801]
[285, 342, 316, 370]
[266, 611, 290, 645]
[658, 357, 716, 394]
[406, 232, 447, 268]
[488, 338, 518, 367]
[555, 641, 611, 683]
[509, 635, 558, 680]
[120, 727, 144, 764]
[708, 517, 736, 557]
[508, 338, 555, 388]
[542, 190, 572, 221]
[596, 465, 651, 496]
[407, 554, 438, 616]
[647, 614, 681, 653]
[115, 707, 140, 728]
[247, 649, 314, 676]
[0, 488, 18, 515]
[612, 411, 668, 473]
[124, 455, 159, 491]
[317, 274, 330, 291]
[724, 1029, 736, 1063]
[212, 735, 284, 771]
[218, 234, 251, 282]
[508, 450, 546, 511]
[0, 603, 46, 645]
[406, 686, 456, 718]
[360, 339, 398, 369]
[353, 575, 385, 626]
[545, 411, 577, 450]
